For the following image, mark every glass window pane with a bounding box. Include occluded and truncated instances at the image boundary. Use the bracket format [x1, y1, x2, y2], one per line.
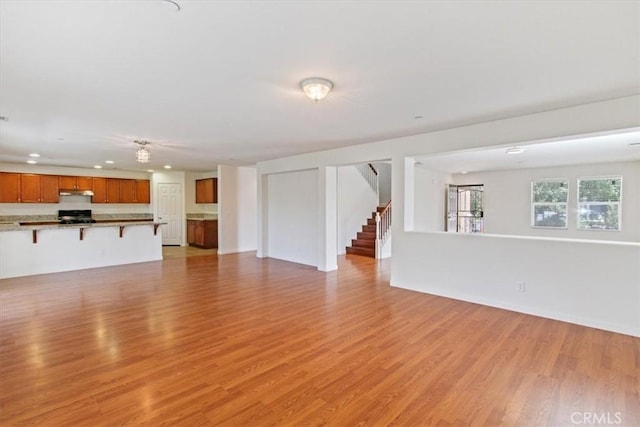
[533, 204, 567, 227]
[578, 178, 621, 202]
[578, 203, 620, 230]
[533, 180, 568, 203]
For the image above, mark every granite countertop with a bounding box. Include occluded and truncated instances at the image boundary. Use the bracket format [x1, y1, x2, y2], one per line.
[186, 213, 218, 220]
[0, 220, 164, 232]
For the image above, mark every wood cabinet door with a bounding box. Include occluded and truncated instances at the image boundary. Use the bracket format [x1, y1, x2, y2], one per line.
[76, 176, 93, 190]
[187, 220, 196, 245]
[58, 175, 76, 189]
[135, 180, 150, 203]
[119, 179, 136, 203]
[195, 178, 216, 203]
[92, 177, 107, 203]
[0, 172, 21, 202]
[194, 222, 204, 246]
[106, 178, 120, 203]
[20, 174, 41, 202]
[40, 175, 60, 203]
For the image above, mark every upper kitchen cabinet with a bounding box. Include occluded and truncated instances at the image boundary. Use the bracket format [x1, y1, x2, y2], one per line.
[119, 179, 136, 203]
[0, 172, 21, 202]
[195, 178, 217, 204]
[92, 178, 149, 203]
[59, 175, 92, 190]
[135, 180, 151, 203]
[0, 173, 58, 203]
[92, 177, 122, 203]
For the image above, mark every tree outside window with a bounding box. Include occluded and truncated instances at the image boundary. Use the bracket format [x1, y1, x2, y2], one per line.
[531, 179, 568, 228]
[577, 177, 622, 231]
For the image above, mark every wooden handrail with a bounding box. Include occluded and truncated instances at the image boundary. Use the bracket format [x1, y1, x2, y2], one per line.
[379, 200, 391, 216]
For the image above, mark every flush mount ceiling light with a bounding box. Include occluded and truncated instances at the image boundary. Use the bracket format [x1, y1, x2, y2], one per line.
[300, 78, 333, 101]
[134, 140, 151, 163]
[505, 147, 526, 155]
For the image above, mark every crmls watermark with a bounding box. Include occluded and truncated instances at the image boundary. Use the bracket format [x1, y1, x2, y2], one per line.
[571, 412, 622, 425]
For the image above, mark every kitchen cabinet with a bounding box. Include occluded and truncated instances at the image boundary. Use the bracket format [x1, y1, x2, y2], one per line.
[0, 172, 21, 202]
[19, 174, 59, 203]
[106, 178, 120, 203]
[119, 179, 150, 203]
[0, 173, 150, 204]
[195, 178, 217, 204]
[40, 175, 60, 203]
[59, 175, 92, 190]
[135, 180, 151, 203]
[187, 219, 218, 248]
[91, 177, 107, 203]
[119, 179, 136, 203]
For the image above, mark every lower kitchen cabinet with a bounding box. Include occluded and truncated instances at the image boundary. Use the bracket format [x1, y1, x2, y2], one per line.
[187, 220, 218, 249]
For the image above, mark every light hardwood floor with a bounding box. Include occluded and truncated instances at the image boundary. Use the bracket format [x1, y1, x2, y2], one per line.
[1, 252, 638, 425]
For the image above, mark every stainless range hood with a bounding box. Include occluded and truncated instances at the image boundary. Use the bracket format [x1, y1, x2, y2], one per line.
[59, 189, 94, 196]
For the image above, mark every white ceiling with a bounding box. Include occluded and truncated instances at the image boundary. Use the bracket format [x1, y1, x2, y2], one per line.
[1, 1, 639, 172]
[415, 129, 640, 174]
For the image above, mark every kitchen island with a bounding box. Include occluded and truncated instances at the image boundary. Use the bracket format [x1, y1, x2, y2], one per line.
[0, 221, 165, 279]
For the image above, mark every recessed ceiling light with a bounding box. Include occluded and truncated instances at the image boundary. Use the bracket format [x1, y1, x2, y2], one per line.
[29, 153, 40, 157]
[147, 169, 154, 173]
[505, 147, 526, 155]
[164, 165, 172, 169]
[105, 160, 114, 164]
[460, 171, 468, 174]
[94, 165, 103, 169]
[26, 160, 37, 164]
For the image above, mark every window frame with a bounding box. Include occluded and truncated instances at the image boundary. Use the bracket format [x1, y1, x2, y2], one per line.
[576, 175, 622, 232]
[530, 178, 569, 229]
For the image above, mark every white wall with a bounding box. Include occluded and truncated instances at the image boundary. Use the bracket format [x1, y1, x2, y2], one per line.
[337, 165, 379, 255]
[185, 170, 218, 214]
[372, 162, 392, 205]
[256, 95, 640, 335]
[392, 231, 640, 337]
[450, 161, 640, 242]
[413, 166, 452, 232]
[218, 165, 257, 254]
[0, 163, 152, 216]
[267, 169, 318, 267]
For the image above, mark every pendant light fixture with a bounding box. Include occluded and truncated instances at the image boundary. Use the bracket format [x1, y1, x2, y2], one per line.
[300, 78, 333, 101]
[134, 140, 151, 163]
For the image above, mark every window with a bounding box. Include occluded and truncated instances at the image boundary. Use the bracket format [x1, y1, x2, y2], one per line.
[531, 179, 568, 228]
[447, 185, 484, 233]
[577, 177, 622, 231]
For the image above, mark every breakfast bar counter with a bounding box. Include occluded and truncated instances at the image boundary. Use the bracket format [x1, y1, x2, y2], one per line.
[0, 221, 165, 279]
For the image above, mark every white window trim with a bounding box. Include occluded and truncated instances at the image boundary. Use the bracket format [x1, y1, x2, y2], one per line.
[531, 178, 569, 229]
[576, 176, 623, 232]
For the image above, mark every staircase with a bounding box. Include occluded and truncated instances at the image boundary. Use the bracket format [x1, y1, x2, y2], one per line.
[346, 206, 386, 258]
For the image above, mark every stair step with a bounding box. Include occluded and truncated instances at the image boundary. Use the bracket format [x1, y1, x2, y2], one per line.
[346, 246, 375, 257]
[377, 206, 386, 212]
[362, 224, 376, 233]
[367, 218, 376, 226]
[352, 239, 375, 248]
[357, 231, 376, 240]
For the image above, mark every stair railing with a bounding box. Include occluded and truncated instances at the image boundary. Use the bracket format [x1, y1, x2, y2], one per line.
[355, 163, 379, 203]
[375, 200, 391, 259]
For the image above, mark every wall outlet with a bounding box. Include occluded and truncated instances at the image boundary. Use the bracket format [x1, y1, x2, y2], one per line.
[517, 281, 526, 293]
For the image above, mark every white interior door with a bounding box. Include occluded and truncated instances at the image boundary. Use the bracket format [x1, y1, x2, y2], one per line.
[158, 183, 183, 245]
